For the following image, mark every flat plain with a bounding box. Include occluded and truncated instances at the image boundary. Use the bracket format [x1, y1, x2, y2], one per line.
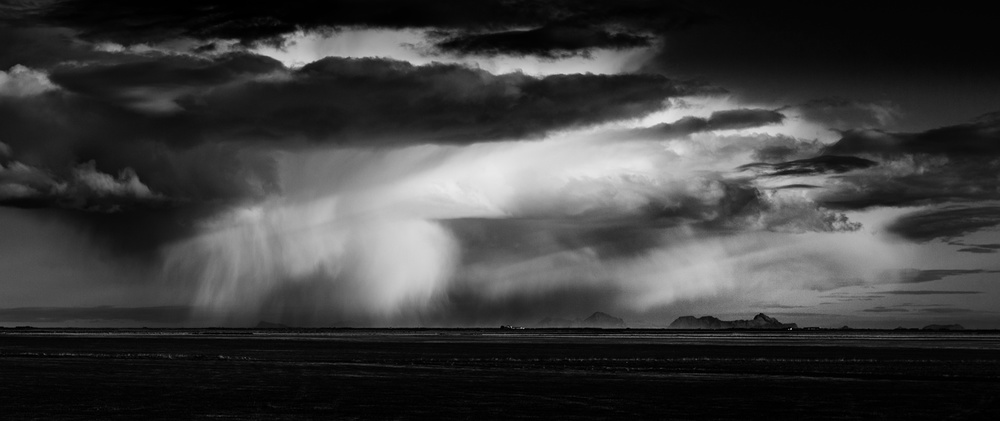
[2, 329, 999, 419]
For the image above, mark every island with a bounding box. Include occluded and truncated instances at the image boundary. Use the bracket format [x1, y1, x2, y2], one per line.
[669, 313, 798, 330]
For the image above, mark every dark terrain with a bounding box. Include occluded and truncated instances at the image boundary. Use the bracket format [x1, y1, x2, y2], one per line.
[669, 313, 799, 329]
[2, 328, 1000, 419]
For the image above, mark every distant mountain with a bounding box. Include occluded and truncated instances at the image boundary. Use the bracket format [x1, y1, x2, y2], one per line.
[582, 312, 626, 328]
[669, 315, 728, 329]
[536, 312, 626, 328]
[922, 324, 965, 331]
[669, 313, 798, 330]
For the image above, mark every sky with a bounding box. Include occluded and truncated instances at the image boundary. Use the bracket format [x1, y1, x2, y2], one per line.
[1, 0, 998, 328]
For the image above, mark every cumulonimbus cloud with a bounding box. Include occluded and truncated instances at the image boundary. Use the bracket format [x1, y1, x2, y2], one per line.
[4, 2, 998, 327]
[157, 132, 881, 325]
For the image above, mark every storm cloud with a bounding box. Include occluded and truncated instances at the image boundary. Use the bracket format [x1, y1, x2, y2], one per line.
[826, 114, 1000, 157]
[2, 1, 998, 328]
[633, 108, 785, 139]
[2, 56, 701, 219]
[952, 243, 1000, 254]
[36, 56, 698, 144]
[892, 269, 1000, 284]
[37, 0, 709, 56]
[434, 24, 651, 59]
[792, 97, 902, 129]
[879, 291, 982, 296]
[863, 306, 909, 313]
[738, 155, 877, 177]
[885, 207, 1000, 243]
[773, 116, 1000, 210]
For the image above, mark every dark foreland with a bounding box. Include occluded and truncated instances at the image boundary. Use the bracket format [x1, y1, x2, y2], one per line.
[3, 328, 1000, 420]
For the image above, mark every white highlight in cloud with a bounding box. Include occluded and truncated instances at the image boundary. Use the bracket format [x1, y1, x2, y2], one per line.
[66, 160, 157, 199]
[252, 29, 650, 75]
[639, 96, 842, 143]
[0, 65, 56, 96]
[614, 229, 892, 309]
[94, 38, 244, 57]
[1, 151, 160, 209]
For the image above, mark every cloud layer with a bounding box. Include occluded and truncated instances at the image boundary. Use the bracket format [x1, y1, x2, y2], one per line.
[1, 1, 998, 327]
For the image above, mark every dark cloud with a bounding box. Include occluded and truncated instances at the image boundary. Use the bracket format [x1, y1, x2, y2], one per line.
[891, 303, 947, 308]
[0, 88, 282, 208]
[48, 52, 284, 112]
[636, 108, 784, 139]
[643, 3, 999, 76]
[893, 269, 1000, 284]
[3, 55, 696, 201]
[768, 184, 819, 190]
[818, 173, 999, 210]
[751, 145, 799, 163]
[753, 308, 838, 318]
[826, 115, 1000, 157]
[22, 0, 1000, 136]
[37, 0, 709, 52]
[2, 56, 702, 256]
[433, 24, 651, 58]
[917, 308, 974, 314]
[226, 57, 694, 143]
[0, 306, 191, 324]
[638, 2, 999, 132]
[820, 292, 883, 302]
[738, 155, 877, 177]
[430, 0, 712, 58]
[707, 109, 786, 130]
[38, 56, 697, 145]
[0, 25, 113, 70]
[746, 136, 824, 163]
[754, 304, 810, 309]
[39, 0, 547, 45]
[794, 116, 1000, 210]
[880, 290, 982, 296]
[792, 97, 901, 129]
[951, 243, 1000, 254]
[863, 306, 909, 313]
[958, 247, 999, 254]
[885, 207, 1000, 243]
